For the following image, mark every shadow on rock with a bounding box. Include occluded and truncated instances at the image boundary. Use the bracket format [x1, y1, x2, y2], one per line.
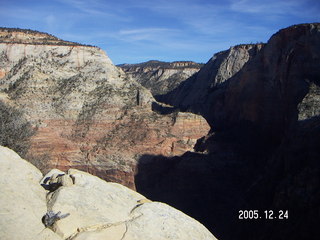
[151, 101, 179, 115]
[135, 117, 320, 240]
[135, 151, 259, 239]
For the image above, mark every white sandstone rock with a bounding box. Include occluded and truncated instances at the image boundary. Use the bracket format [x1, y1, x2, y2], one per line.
[0, 146, 62, 240]
[1, 146, 217, 240]
[43, 168, 217, 240]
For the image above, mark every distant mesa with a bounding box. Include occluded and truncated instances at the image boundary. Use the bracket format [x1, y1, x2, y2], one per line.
[118, 60, 203, 69]
[118, 60, 204, 96]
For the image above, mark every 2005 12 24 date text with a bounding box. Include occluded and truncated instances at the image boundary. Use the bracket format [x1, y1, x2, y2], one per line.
[238, 210, 288, 220]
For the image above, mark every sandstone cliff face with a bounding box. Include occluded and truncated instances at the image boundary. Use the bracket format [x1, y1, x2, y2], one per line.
[211, 23, 320, 131]
[137, 23, 320, 240]
[118, 60, 202, 96]
[0, 28, 209, 189]
[158, 44, 264, 122]
[0, 146, 217, 240]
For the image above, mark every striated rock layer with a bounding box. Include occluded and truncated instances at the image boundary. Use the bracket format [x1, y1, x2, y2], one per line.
[118, 60, 202, 96]
[0, 146, 217, 240]
[0, 28, 209, 189]
[0, 27, 89, 46]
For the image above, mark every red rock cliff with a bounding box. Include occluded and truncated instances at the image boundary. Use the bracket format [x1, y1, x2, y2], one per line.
[0, 28, 209, 190]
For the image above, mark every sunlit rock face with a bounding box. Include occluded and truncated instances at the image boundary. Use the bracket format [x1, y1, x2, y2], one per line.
[118, 60, 203, 96]
[157, 44, 264, 122]
[0, 146, 217, 240]
[0, 28, 209, 189]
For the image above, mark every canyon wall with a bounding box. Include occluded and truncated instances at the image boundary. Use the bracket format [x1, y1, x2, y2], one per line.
[0, 28, 209, 190]
[157, 44, 264, 123]
[1, 23, 319, 239]
[118, 60, 202, 96]
[137, 23, 320, 239]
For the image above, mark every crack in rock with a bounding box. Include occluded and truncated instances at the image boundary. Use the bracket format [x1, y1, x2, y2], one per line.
[40, 171, 151, 239]
[65, 214, 143, 240]
[120, 223, 128, 240]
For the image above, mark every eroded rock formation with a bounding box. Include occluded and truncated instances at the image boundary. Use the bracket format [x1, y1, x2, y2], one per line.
[157, 44, 264, 122]
[2, 23, 319, 240]
[118, 60, 202, 96]
[0, 146, 217, 240]
[0, 27, 89, 46]
[137, 23, 320, 239]
[0, 28, 209, 189]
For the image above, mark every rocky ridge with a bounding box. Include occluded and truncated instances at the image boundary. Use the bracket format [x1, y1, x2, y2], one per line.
[0, 27, 88, 46]
[0, 145, 217, 240]
[137, 23, 320, 239]
[0, 28, 209, 189]
[118, 60, 202, 96]
[157, 43, 264, 123]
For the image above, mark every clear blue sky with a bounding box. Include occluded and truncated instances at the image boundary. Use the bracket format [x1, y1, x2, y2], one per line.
[1, 0, 319, 64]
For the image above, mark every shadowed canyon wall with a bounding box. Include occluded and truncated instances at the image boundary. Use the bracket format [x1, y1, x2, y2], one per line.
[136, 23, 320, 239]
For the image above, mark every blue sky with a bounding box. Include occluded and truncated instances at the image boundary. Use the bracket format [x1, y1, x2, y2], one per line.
[1, 0, 319, 64]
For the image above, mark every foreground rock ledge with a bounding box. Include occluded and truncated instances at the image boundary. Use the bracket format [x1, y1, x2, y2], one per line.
[0, 146, 217, 240]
